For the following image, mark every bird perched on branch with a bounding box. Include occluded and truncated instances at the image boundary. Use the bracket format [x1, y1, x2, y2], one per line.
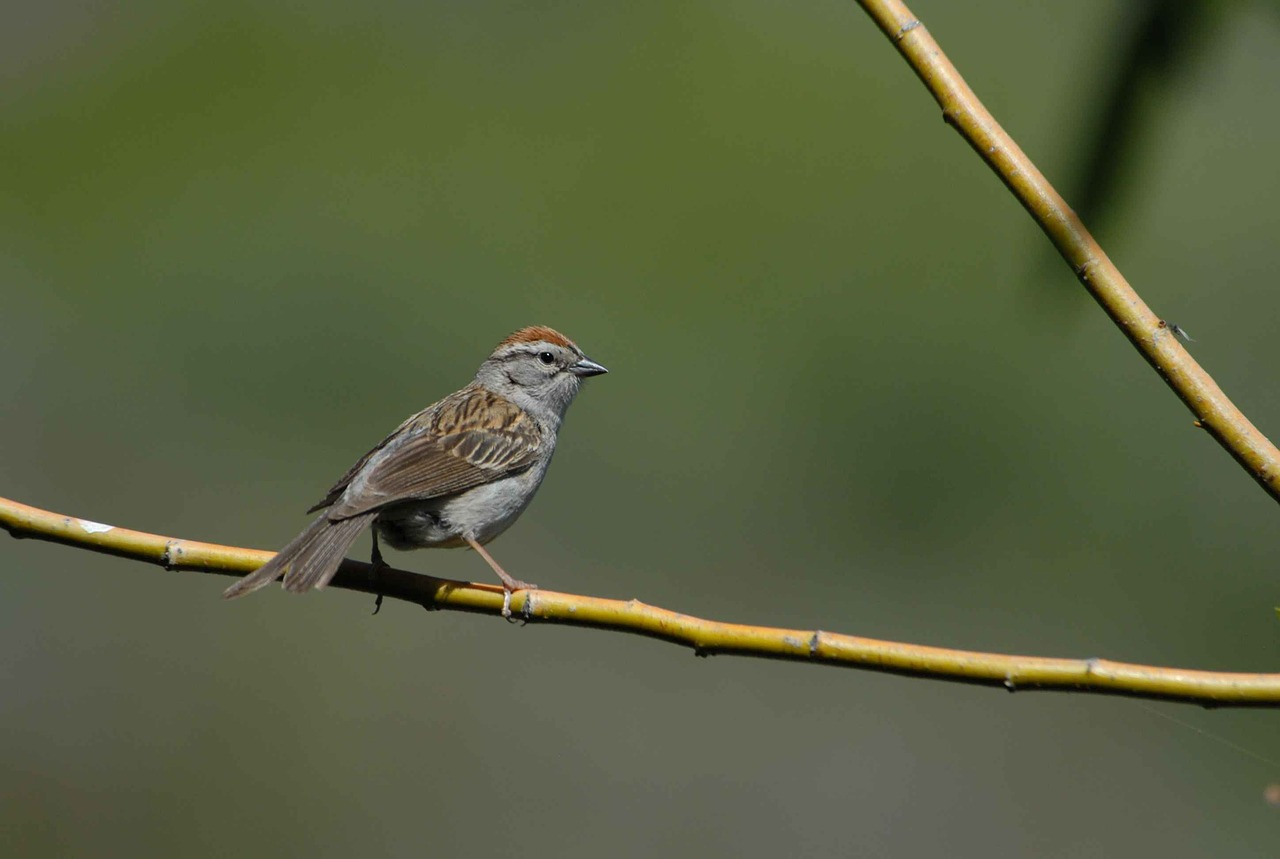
[223, 326, 607, 607]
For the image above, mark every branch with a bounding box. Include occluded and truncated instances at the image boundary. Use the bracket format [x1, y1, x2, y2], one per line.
[854, 0, 1280, 502]
[5, 495, 1278, 708]
[7, 5, 1279, 712]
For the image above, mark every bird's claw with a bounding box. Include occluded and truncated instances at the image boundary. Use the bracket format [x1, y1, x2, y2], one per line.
[369, 544, 389, 616]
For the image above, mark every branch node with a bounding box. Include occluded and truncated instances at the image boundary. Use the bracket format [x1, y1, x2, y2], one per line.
[1073, 258, 1098, 282]
[892, 19, 921, 43]
[810, 631, 823, 657]
[160, 540, 182, 571]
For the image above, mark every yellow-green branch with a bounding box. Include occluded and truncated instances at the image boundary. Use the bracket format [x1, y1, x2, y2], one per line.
[854, 0, 1280, 501]
[6, 4, 1279, 712]
[5, 495, 1278, 707]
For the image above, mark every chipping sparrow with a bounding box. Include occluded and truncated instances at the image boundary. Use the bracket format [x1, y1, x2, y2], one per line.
[223, 325, 607, 603]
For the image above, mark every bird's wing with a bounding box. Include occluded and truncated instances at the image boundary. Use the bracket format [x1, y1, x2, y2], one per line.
[306, 414, 418, 513]
[313, 387, 543, 521]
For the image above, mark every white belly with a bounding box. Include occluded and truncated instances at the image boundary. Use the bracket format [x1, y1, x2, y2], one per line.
[373, 462, 549, 551]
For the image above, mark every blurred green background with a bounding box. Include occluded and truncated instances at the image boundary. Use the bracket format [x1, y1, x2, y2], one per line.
[3, 1, 1279, 856]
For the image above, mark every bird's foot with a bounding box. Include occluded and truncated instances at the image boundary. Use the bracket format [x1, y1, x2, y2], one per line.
[369, 539, 390, 616]
[499, 581, 538, 620]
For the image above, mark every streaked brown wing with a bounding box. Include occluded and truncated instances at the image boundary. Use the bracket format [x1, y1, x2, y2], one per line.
[320, 387, 541, 521]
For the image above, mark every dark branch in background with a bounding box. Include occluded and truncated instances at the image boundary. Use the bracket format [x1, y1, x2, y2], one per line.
[1069, 0, 1217, 236]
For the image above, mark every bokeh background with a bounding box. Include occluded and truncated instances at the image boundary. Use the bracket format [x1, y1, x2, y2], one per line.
[3, 1, 1279, 856]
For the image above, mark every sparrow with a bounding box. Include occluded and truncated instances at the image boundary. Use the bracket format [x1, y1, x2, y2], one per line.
[223, 325, 607, 603]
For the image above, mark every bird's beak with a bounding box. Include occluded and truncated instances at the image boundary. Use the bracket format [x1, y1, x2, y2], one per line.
[570, 357, 609, 377]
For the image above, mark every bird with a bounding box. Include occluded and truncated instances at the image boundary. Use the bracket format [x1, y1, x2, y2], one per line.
[223, 325, 607, 605]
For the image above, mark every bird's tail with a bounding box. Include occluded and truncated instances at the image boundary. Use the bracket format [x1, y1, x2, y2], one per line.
[222, 512, 376, 599]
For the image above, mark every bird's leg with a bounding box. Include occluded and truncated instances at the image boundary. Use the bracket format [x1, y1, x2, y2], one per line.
[465, 536, 536, 619]
[464, 537, 537, 591]
[370, 531, 389, 616]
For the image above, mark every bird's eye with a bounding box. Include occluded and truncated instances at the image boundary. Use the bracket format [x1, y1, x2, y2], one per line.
[537, 352, 556, 366]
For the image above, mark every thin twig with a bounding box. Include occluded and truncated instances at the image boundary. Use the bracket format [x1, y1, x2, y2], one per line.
[4, 495, 1278, 708]
[854, 0, 1280, 501]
